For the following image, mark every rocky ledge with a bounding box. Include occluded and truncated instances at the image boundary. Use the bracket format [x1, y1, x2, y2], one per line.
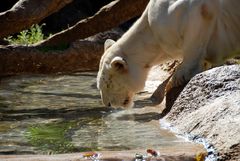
[164, 65, 240, 161]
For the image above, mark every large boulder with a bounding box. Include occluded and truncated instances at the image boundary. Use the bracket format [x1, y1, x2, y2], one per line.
[165, 65, 240, 161]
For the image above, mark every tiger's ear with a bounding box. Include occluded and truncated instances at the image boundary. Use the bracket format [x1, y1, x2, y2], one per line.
[104, 39, 115, 51]
[110, 56, 127, 72]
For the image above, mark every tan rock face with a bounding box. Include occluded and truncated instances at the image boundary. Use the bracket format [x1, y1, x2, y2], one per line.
[165, 65, 240, 161]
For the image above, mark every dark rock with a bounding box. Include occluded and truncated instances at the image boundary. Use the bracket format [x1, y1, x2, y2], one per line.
[84, 28, 124, 43]
[41, 0, 113, 34]
[0, 0, 18, 12]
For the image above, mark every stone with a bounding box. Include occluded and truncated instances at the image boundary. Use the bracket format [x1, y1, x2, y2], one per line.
[165, 65, 240, 161]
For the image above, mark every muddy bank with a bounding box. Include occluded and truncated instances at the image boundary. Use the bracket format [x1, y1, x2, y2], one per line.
[164, 65, 240, 161]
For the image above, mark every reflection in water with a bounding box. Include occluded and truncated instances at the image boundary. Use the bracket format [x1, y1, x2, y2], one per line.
[25, 122, 77, 153]
[0, 73, 192, 154]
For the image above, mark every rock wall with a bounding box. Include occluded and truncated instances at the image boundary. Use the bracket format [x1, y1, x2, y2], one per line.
[165, 65, 240, 161]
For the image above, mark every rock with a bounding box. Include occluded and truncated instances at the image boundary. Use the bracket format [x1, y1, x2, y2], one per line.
[84, 28, 124, 43]
[0, 0, 18, 12]
[165, 65, 240, 161]
[41, 0, 113, 34]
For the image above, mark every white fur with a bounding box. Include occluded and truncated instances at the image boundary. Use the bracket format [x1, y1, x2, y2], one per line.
[97, 0, 240, 108]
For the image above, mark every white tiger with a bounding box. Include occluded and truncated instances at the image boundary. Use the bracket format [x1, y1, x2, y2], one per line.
[97, 0, 240, 108]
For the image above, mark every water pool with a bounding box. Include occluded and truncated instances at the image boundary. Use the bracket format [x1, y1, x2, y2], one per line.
[0, 72, 198, 154]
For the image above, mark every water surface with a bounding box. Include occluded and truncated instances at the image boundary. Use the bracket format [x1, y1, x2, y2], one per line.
[0, 73, 196, 154]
